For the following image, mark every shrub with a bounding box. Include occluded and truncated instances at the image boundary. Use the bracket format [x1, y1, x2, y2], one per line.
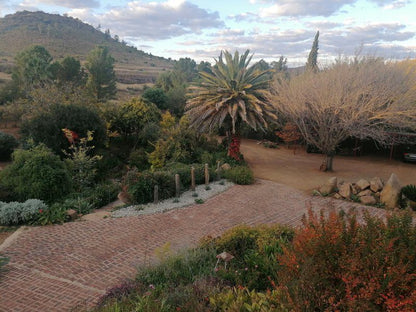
[402, 184, 416, 202]
[0, 131, 18, 161]
[36, 203, 68, 225]
[224, 166, 254, 185]
[128, 148, 149, 171]
[0, 199, 47, 225]
[20, 104, 106, 155]
[277, 209, 416, 311]
[0, 144, 72, 203]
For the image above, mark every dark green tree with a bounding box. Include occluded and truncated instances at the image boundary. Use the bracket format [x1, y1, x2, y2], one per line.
[142, 87, 168, 110]
[12, 45, 53, 93]
[85, 46, 117, 101]
[53, 56, 85, 85]
[306, 31, 319, 72]
[173, 57, 197, 82]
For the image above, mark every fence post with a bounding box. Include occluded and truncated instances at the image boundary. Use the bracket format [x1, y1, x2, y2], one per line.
[154, 185, 159, 204]
[175, 174, 180, 198]
[216, 160, 221, 180]
[191, 166, 196, 191]
[204, 163, 209, 186]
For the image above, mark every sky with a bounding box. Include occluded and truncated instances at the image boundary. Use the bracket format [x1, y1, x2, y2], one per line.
[0, 0, 415, 66]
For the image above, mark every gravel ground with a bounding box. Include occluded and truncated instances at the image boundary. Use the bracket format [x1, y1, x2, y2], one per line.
[112, 180, 234, 218]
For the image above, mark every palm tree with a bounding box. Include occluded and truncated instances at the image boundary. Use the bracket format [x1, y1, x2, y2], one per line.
[185, 50, 277, 159]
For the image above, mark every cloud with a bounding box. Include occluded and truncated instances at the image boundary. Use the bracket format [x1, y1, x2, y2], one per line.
[17, 0, 99, 9]
[70, 0, 224, 40]
[253, 0, 411, 17]
[172, 21, 415, 66]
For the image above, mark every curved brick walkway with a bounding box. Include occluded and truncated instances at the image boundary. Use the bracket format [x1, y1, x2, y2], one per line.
[0, 180, 386, 311]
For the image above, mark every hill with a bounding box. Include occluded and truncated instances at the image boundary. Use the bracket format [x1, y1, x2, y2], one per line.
[0, 11, 173, 98]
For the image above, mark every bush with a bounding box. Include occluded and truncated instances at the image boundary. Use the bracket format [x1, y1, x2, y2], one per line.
[277, 209, 416, 311]
[0, 199, 47, 225]
[128, 148, 149, 171]
[37, 203, 68, 225]
[224, 166, 254, 185]
[20, 104, 106, 155]
[402, 184, 416, 202]
[0, 131, 18, 161]
[0, 144, 72, 203]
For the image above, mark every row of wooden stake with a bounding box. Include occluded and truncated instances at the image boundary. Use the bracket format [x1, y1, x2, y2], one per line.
[153, 163, 216, 204]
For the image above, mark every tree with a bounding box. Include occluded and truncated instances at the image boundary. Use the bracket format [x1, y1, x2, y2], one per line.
[173, 57, 197, 82]
[306, 31, 319, 72]
[142, 87, 168, 110]
[85, 46, 117, 101]
[186, 50, 277, 159]
[12, 45, 53, 94]
[53, 56, 85, 86]
[272, 58, 416, 171]
[271, 56, 288, 72]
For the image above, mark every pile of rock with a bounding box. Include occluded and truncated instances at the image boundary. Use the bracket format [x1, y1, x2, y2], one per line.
[318, 173, 402, 209]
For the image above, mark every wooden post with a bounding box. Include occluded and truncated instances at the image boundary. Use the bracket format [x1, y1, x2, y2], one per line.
[175, 174, 180, 198]
[191, 166, 196, 191]
[204, 163, 209, 186]
[154, 185, 159, 204]
[216, 160, 221, 181]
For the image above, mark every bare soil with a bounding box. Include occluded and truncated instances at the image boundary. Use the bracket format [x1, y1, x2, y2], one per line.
[241, 139, 416, 193]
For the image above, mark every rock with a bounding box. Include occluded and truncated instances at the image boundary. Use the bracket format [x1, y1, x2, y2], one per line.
[358, 189, 373, 197]
[220, 163, 231, 171]
[380, 173, 401, 209]
[338, 183, 352, 199]
[360, 195, 377, 205]
[333, 193, 342, 199]
[356, 179, 370, 191]
[319, 177, 337, 195]
[351, 184, 359, 195]
[370, 177, 383, 193]
[66, 209, 78, 220]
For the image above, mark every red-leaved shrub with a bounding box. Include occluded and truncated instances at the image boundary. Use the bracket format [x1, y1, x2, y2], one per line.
[277, 209, 416, 311]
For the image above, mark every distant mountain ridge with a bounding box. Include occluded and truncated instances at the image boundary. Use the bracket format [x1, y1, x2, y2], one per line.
[0, 11, 173, 86]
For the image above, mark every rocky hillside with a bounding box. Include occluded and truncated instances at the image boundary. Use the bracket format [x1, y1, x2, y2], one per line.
[0, 11, 173, 93]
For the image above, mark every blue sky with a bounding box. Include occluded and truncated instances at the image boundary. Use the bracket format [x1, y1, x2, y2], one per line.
[0, 0, 415, 66]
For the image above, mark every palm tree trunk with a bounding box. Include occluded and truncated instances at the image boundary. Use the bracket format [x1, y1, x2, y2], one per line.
[320, 153, 334, 171]
[228, 134, 241, 161]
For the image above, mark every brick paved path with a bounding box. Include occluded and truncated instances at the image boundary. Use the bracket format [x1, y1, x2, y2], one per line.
[0, 180, 386, 311]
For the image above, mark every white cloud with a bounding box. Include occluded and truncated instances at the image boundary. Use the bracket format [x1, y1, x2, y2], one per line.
[17, 0, 99, 9]
[70, 0, 224, 40]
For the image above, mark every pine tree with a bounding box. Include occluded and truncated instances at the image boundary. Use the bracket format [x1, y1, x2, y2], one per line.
[306, 31, 319, 72]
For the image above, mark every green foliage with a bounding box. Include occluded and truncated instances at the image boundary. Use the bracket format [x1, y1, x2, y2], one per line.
[12, 45, 53, 92]
[0, 144, 72, 203]
[306, 31, 319, 72]
[20, 103, 106, 155]
[128, 148, 149, 171]
[59, 182, 120, 214]
[210, 287, 288, 312]
[64, 130, 103, 191]
[0, 131, 18, 161]
[224, 166, 254, 185]
[204, 224, 294, 291]
[52, 56, 85, 85]
[186, 49, 277, 134]
[0, 199, 47, 225]
[107, 97, 161, 138]
[142, 87, 168, 110]
[402, 184, 416, 202]
[37, 203, 68, 225]
[85, 46, 117, 101]
[148, 113, 222, 169]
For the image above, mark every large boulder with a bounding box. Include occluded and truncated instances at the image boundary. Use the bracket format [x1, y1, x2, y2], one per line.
[319, 177, 337, 195]
[380, 173, 401, 209]
[356, 179, 370, 191]
[360, 195, 377, 205]
[358, 189, 373, 197]
[338, 183, 352, 199]
[370, 177, 383, 193]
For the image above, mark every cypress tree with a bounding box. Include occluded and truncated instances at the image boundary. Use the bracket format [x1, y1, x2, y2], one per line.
[306, 31, 319, 72]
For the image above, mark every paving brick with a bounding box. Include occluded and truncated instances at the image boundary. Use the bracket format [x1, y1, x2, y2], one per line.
[0, 180, 386, 311]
